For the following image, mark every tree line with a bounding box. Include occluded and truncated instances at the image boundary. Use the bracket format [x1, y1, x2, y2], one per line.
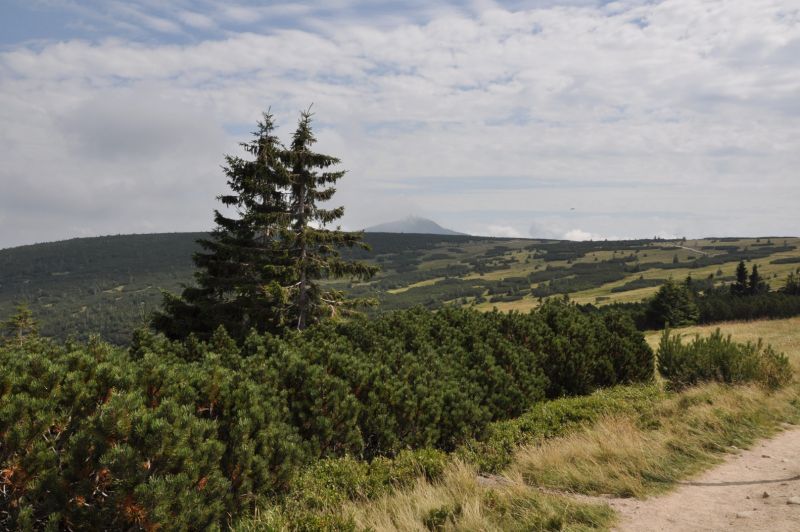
[591, 261, 800, 329]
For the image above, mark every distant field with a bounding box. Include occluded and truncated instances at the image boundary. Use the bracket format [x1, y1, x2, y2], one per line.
[1, 232, 799, 343]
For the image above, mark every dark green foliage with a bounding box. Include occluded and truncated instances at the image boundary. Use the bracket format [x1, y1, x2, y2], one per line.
[1, 302, 38, 345]
[645, 279, 699, 328]
[657, 329, 793, 390]
[371, 265, 472, 291]
[639, 245, 795, 272]
[0, 331, 303, 530]
[732, 260, 749, 295]
[0, 232, 485, 344]
[5, 232, 799, 343]
[729, 261, 769, 296]
[277, 306, 553, 455]
[525, 301, 653, 396]
[283, 110, 378, 330]
[0, 303, 653, 529]
[530, 260, 630, 297]
[152, 112, 294, 342]
[152, 110, 377, 341]
[770, 257, 800, 265]
[783, 269, 800, 295]
[748, 264, 768, 294]
[695, 292, 800, 323]
[0, 233, 203, 344]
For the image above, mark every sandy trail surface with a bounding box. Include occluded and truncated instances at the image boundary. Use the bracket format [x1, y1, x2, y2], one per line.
[608, 425, 800, 531]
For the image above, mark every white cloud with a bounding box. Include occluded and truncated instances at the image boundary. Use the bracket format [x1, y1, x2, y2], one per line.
[1, 0, 799, 247]
[563, 229, 601, 241]
[486, 225, 523, 238]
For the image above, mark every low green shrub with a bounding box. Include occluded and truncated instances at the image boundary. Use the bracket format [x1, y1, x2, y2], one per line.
[285, 448, 447, 511]
[235, 448, 448, 530]
[0, 301, 654, 529]
[0, 331, 303, 531]
[657, 329, 793, 389]
[423, 503, 462, 530]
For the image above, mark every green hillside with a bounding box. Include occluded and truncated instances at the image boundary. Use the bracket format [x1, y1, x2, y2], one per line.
[2, 232, 799, 344]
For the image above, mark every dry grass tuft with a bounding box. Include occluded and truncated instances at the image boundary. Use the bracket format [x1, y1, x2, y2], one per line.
[509, 383, 800, 498]
[347, 460, 614, 531]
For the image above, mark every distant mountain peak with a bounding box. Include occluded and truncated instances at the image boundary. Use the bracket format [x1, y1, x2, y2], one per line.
[365, 216, 467, 236]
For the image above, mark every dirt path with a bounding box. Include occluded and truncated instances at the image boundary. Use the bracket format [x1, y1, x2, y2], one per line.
[609, 425, 800, 531]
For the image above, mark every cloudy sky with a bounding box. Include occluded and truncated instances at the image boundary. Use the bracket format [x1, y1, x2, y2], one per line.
[1, 0, 798, 248]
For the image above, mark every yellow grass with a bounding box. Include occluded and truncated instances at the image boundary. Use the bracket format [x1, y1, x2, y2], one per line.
[509, 384, 800, 498]
[346, 461, 614, 531]
[387, 277, 444, 294]
[474, 296, 540, 313]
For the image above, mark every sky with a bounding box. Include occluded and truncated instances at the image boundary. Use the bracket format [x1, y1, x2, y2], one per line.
[1, 0, 798, 249]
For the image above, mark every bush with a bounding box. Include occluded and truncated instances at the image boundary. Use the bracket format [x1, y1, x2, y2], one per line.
[0, 303, 654, 529]
[282, 448, 447, 514]
[517, 301, 654, 396]
[657, 329, 793, 390]
[0, 331, 304, 530]
[645, 280, 698, 329]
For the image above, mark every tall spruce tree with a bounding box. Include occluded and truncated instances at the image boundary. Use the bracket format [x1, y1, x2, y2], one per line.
[153, 108, 376, 340]
[153, 111, 294, 341]
[284, 109, 378, 329]
[731, 260, 749, 296]
[748, 264, 768, 294]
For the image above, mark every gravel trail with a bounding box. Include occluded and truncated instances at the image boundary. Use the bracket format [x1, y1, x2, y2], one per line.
[611, 425, 800, 531]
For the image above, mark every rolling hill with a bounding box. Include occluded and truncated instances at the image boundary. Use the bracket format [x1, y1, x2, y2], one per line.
[1, 232, 799, 344]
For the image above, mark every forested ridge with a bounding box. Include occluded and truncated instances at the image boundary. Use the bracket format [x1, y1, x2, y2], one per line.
[3, 232, 800, 344]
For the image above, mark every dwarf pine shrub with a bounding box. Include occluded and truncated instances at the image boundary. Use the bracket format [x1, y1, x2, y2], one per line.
[1, 302, 653, 529]
[657, 329, 792, 389]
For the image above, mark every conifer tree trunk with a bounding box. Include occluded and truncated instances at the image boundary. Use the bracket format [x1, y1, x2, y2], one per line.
[296, 182, 309, 330]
